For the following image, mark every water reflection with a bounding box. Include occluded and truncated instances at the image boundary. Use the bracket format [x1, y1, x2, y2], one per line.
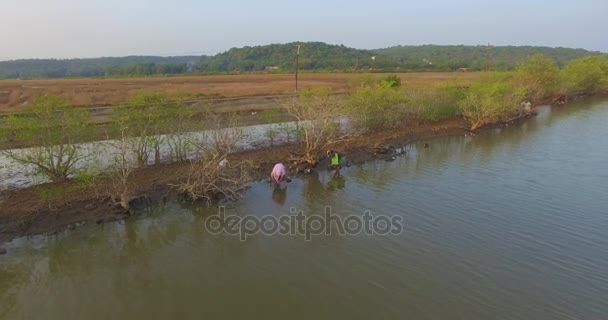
[327, 175, 346, 191]
[302, 171, 326, 205]
[271, 185, 287, 206]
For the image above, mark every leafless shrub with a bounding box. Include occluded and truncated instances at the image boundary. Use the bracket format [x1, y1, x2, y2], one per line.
[171, 153, 252, 204]
[284, 87, 352, 165]
[104, 125, 137, 211]
[191, 109, 246, 159]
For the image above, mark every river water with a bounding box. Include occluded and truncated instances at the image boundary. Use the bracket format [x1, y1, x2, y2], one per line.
[1, 98, 608, 319]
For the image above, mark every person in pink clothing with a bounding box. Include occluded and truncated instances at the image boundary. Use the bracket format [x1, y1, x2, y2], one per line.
[270, 163, 287, 184]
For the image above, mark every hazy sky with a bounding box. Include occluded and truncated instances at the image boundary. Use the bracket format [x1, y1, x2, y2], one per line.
[1, 0, 606, 60]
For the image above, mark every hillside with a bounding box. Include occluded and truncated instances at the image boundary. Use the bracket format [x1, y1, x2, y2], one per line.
[198, 42, 375, 72]
[0, 42, 604, 79]
[374, 45, 603, 70]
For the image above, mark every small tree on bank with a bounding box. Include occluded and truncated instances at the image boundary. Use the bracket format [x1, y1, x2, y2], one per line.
[458, 75, 524, 131]
[112, 94, 185, 166]
[285, 87, 350, 165]
[172, 110, 250, 204]
[105, 120, 137, 211]
[561, 56, 608, 95]
[348, 85, 409, 131]
[514, 54, 560, 101]
[172, 154, 252, 204]
[1, 95, 91, 183]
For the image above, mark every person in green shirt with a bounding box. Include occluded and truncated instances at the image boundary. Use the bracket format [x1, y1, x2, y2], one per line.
[326, 149, 343, 176]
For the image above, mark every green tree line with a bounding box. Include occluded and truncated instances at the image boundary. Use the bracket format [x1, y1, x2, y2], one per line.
[0, 56, 203, 79]
[1, 43, 604, 79]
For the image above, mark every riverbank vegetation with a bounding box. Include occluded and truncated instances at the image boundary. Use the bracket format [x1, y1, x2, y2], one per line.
[1, 54, 607, 215]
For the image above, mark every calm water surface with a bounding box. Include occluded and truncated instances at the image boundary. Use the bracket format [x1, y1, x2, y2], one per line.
[1, 98, 608, 319]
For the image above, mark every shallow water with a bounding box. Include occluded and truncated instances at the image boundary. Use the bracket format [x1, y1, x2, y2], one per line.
[1, 98, 608, 319]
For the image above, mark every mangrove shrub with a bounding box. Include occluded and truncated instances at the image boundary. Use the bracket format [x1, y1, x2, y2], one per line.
[1, 95, 92, 183]
[348, 86, 409, 131]
[112, 94, 188, 165]
[561, 56, 608, 94]
[406, 82, 465, 122]
[514, 54, 560, 101]
[458, 75, 524, 131]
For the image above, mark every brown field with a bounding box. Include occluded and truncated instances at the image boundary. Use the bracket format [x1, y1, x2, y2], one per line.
[0, 72, 481, 112]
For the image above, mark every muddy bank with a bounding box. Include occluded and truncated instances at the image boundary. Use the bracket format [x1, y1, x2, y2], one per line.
[0, 113, 537, 244]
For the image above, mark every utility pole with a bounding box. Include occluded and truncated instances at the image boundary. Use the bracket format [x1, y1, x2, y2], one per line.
[484, 43, 493, 71]
[295, 44, 301, 92]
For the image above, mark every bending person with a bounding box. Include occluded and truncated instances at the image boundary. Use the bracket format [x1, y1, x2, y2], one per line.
[271, 162, 287, 185]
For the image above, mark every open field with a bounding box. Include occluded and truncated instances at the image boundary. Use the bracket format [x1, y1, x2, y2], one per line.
[0, 72, 481, 112]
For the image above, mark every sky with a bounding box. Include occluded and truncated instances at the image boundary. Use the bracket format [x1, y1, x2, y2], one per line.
[1, 0, 606, 60]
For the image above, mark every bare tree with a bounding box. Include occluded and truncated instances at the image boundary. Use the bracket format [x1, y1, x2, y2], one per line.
[284, 88, 351, 165]
[105, 125, 137, 211]
[171, 108, 253, 204]
[171, 153, 251, 204]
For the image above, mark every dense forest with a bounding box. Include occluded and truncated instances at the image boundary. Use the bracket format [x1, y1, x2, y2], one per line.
[0, 42, 604, 79]
[0, 56, 204, 79]
[199, 42, 374, 72]
[375, 45, 600, 70]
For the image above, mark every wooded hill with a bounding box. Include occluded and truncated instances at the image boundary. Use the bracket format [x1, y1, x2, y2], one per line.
[1, 42, 604, 79]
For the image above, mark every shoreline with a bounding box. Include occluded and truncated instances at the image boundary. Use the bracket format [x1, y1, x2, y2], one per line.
[0, 111, 538, 245]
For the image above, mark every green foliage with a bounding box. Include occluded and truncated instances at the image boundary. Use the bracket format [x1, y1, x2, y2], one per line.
[200, 42, 374, 72]
[261, 109, 282, 146]
[348, 86, 409, 131]
[108, 93, 196, 208]
[1, 95, 92, 182]
[264, 127, 279, 146]
[0, 43, 602, 79]
[38, 185, 65, 202]
[407, 82, 465, 122]
[203, 43, 603, 73]
[561, 56, 608, 94]
[0, 56, 202, 79]
[72, 167, 100, 191]
[514, 54, 560, 100]
[113, 94, 190, 165]
[164, 101, 196, 162]
[260, 109, 281, 124]
[260, 109, 300, 144]
[379, 75, 401, 88]
[375, 44, 602, 71]
[458, 74, 525, 130]
[105, 63, 189, 77]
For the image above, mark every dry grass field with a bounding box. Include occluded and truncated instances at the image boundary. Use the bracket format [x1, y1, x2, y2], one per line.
[0, 72, 481, 112]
